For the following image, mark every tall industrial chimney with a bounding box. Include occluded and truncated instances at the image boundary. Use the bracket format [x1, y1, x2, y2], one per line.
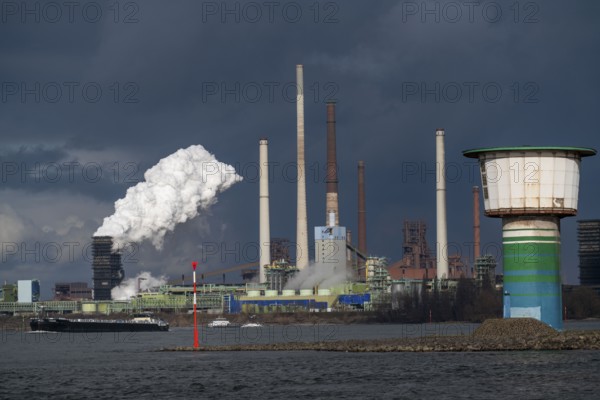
[473, 185, 480, 278]
[259, 138, 270, 283]
[357, 161, 367, 257]
[326, 101, 339, 227]
[436, 129, 449, 279]
[296, 65, 309, 270]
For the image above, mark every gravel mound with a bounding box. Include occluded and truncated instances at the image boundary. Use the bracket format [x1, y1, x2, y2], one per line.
[473, 318, 557, 338]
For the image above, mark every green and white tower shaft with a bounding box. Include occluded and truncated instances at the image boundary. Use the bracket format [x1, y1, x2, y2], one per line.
[502, 216, 561, 329]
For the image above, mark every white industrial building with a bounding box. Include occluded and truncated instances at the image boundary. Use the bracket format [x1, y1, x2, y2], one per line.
[17, 280, 41, 303]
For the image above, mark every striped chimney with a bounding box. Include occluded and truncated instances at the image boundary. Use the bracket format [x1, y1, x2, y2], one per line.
[326, 101, 339, 227]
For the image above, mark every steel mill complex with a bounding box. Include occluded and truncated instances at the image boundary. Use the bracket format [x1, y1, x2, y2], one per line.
[2, 65, 598, 333]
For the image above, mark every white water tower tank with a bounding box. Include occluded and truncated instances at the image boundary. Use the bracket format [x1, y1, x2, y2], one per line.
[464, 147, 596, 217]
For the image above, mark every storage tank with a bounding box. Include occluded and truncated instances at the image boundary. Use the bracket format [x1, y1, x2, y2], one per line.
[96, 302, 109, 314]
[81, 302, 97, 314]
[464, 146, 596, 330]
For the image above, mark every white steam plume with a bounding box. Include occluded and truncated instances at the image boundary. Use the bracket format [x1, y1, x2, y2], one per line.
[284, 262, 350, 290]
[111, 271, 168, 300]
[95, 145, 241, 249]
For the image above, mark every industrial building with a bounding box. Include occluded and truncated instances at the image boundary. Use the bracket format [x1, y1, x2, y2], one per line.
[264, 260, 298, 292]
[54, 282, 93, 300]
[578, 220, 600, 289]
[315, 223, 347, 270]
[17, 280, 40, 303]
[2, 283, 17, 302]
[387, 220, 468, 280]
[386, 219, 437, 279]
[474, 256, 497, 288]
[0, 282, 373, 315]
[92, 236, 124, 300]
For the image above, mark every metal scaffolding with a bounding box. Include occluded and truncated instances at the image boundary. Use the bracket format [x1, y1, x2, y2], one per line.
[265, 260, 298, 292]
[366, 257, 391, 307]
[475, 255, 496, 287]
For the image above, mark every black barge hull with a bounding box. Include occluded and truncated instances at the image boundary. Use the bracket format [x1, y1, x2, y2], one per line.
[30, 318, 169, 332]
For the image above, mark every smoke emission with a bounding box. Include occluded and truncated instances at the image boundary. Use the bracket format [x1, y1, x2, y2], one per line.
[284, 262, 350, 290]
[95, 145, 241, 249]
[111, 271, 168, 300]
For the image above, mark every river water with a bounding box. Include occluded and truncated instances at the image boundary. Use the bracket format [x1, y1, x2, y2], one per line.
[2, 321, 599, 399]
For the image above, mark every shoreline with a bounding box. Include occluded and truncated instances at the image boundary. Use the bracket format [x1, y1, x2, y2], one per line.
[159, 319, 600, 352]
[159, 330, 600, 352]
[2, 312, 599, 332]
[0, 312, 476, 331]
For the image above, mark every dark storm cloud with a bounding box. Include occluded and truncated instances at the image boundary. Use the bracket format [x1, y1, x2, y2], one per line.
[1, 0, 599, 297]
[0, 144, 150, 202]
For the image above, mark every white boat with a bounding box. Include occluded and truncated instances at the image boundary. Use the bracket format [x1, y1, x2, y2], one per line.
[207, 317, 233, 328]
[241, 322, 263, 328]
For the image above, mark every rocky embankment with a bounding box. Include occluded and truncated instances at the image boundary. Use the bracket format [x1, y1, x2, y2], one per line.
[162, 318, 600, 352]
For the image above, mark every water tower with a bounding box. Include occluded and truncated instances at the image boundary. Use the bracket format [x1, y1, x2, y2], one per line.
[463, 146, 596, 329]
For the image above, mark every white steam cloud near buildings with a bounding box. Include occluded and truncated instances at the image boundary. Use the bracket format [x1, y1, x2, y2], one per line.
[95, 144, 242, 250]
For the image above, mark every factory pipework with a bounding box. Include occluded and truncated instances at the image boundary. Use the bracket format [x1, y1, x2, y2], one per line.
[436, 129, 449, 279]
[296, 65, 309, 270]
[259, 139, 270, 283]
[358, 161, 367, 258]
[473, 185, 480, 278]
[326, 101, 339, 227]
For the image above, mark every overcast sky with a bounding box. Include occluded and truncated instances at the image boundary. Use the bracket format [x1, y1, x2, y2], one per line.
[1, 1, 599, 299]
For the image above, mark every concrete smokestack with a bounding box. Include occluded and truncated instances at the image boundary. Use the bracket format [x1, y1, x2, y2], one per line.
[473, 185, 480, 278]
[296, 65, 309, 270]
[436, 129, 449, 279]
[358, 161, 367, 257]
[259, 139, 270, 283]
[326, 101, 339, 227]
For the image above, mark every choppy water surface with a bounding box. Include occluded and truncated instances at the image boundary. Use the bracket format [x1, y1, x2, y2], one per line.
[2, 322, 599, 399]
